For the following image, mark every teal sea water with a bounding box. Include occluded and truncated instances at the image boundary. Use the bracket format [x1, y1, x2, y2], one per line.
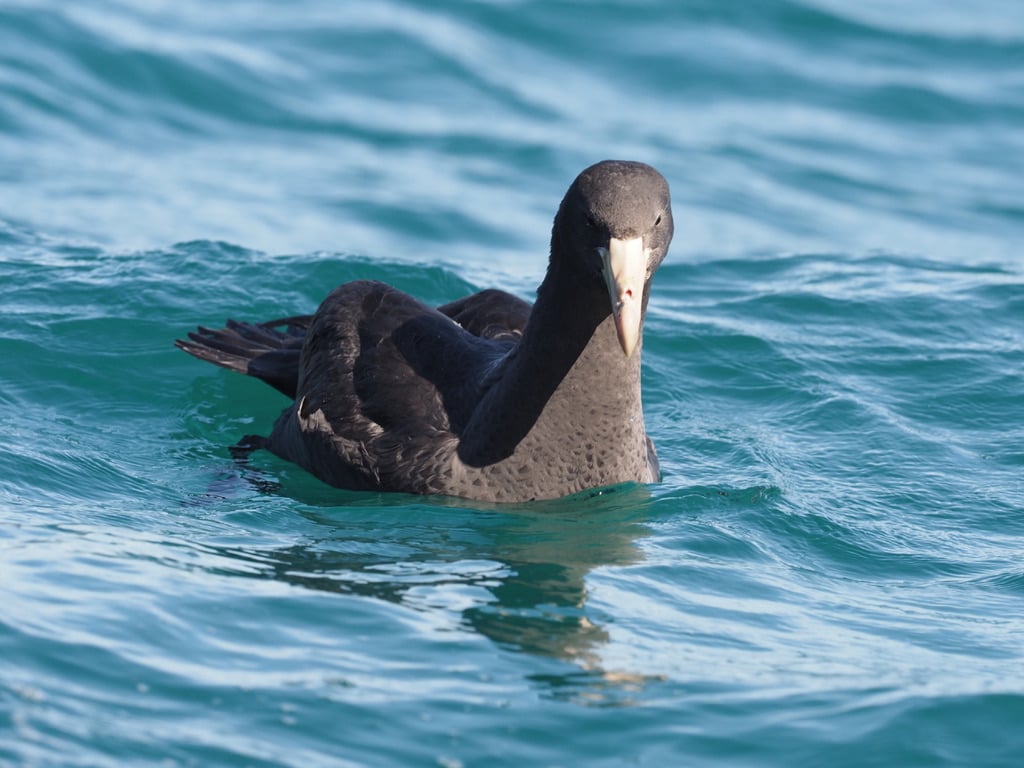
[2, 1, 1023, 765]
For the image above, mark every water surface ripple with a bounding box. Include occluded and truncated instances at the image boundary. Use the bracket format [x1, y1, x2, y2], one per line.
[2, 1, 1023, 766]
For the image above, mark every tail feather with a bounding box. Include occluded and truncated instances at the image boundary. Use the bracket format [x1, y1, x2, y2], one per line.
[175, 316, 310, 399]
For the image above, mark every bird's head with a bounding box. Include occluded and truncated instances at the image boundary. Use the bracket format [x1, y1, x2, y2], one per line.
[552, 160, 673, 357]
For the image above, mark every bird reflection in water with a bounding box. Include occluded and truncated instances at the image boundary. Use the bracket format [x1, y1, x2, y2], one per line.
[191, 471, 659, 704]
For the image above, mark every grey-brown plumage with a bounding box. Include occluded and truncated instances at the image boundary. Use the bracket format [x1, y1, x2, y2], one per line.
[176, 160, 673, 502]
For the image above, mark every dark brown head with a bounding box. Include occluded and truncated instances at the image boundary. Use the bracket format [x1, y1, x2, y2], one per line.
[551, 160, 673, 356]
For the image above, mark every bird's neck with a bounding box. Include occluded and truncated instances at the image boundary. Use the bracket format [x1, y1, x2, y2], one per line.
[459, 265, 644, 467]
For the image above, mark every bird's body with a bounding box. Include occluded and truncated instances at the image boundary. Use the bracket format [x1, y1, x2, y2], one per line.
[177, 160, 673, 502]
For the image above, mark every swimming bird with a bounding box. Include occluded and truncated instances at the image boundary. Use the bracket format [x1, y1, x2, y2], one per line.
[176, 160, 673, 502]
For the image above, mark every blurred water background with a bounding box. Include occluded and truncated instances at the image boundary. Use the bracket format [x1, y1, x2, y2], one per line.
[2, 1, 1023, 765]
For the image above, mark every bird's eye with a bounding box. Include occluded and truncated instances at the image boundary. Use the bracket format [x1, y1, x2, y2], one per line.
[654, 214, 663, 227]
[585, 215, 600, 231]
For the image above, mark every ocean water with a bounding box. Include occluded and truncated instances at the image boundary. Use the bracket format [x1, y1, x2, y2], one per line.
[2, 0, 1023, 765]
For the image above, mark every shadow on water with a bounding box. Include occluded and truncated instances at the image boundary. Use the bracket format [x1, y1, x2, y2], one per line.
[190, 465, 658, 704]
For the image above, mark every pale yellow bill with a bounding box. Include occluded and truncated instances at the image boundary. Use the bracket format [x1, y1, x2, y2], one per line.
[599, 236, 647, 357]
